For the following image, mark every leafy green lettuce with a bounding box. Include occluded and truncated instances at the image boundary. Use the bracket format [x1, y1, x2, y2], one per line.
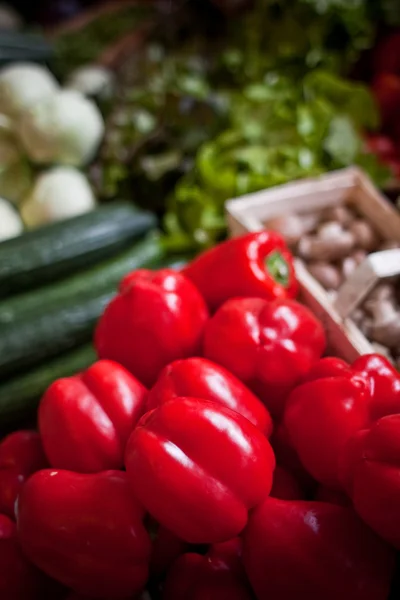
[165, 70, 389, 249]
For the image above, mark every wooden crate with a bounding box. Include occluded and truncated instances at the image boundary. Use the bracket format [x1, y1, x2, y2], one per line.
[225, 167, 400, 362]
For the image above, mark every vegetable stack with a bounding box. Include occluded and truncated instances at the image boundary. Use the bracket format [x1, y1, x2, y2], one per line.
[3, 230, 400, 599]
[0, 201, 189, 433]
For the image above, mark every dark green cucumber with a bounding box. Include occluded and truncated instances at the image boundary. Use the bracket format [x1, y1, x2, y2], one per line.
[0, 237, 190, 379]
[0, 291, 116, 379]
[0, 201, 157, 297]
[0, 232, 165, 325]
[0, 234, 167, 378]
[0, 344, 96, 429]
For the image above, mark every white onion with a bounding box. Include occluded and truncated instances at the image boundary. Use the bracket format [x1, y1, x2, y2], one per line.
[18, 89, 105, 167]
[21, 166, 96, 229]
[0, 197, 23, 240]
[0, 63, 58, 117]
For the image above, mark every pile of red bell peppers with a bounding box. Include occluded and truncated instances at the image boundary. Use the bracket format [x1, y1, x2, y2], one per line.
[3, 230, 400, 599]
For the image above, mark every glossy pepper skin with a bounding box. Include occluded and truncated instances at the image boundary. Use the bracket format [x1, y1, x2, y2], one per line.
[147, 357, 272, 436]
[0, 431, 48, 519]
[284, 376, 370, 489]
[17, 469, 151, 599]
[270, 466, 305, 501]
[162, 538, 252, 600]
[304, 357, 352, 382]
[243, 497, 395, 600]
[38, 360, 147, 473]
[314, 485, 351, 507]
[349, 415, 400, 549]
[0, 514, 58, 600]
[308, 354, 400, 423]
[338, 428, 370, 496]
[184, 231, 298, 312]
[95, 269, 209, 387]
[270, 424, 316, 493]
[203, 297, 326, 418]
[125, 396, 275, 544]
[150, 523, 190, 578]
[352, 354, 400, 421]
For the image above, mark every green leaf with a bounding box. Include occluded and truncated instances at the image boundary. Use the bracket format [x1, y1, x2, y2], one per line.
[323, 115, 360, 165]
[355, 153, 392, 188]
[303, 70, 380, 129]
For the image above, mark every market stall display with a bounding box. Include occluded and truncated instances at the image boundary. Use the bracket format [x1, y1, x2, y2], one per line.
[227, 167, 400, 361]
[1, 1, 400, 598]
[0, 231, 399, 598]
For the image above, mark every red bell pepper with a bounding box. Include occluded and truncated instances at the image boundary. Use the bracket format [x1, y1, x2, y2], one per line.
[304, 356, 352, 382]
[338, 428, 370, 496]
[243, 497, 395, 600]
[17, 469, 151, 599]
[65, 594, 152, 600]
[95, 269, 209, 387]
[309, 354, 400, 423]
[125, 396, 275, 544]
[270, 465, 305, 501]
[146, 357, 273, 436]
[349, 414, 400, 549]
[162, 538, 252, 600]
[306, 353, 400, 424]
[314, 485, 351, 507]
[38, 360, 147, 473]
[203, 297, 326, 418]
[184, 231, 298, 312]
[0, 431, 48, 519]
[150, 522, 190, 578]
[270, 424, 316, 493]
[0, 513, 60, 600]
[352, 354, 400, 421]
[284, 376, 370, 489]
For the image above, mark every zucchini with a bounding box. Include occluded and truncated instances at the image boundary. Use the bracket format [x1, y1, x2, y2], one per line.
[0, 232, 165, 325]
[0, 233, 167, 378]
[0, 201, 157, 297]
[0, 344, 96, 429]
[0, 291, 115, 378]
[0, 237, 191, 380]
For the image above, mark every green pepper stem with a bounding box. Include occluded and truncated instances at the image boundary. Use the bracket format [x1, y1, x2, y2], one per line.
[265, 251, 290, 287]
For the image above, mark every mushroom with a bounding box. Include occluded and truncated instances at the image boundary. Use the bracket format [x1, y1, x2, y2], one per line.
[342, 257, 358, 279]
[265, 214, 305, 247]
[320, 204, 355, 227]
[298, 223, 355, 262]
[379, 240, 400, 251]
[352, 249, 367, 265]
[349, 220, 380, 251]
[364, 284, 395, 313]
[300, 213, 320, 234]
[369, 299, 400, 348]
[307, 262, 342, 290]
